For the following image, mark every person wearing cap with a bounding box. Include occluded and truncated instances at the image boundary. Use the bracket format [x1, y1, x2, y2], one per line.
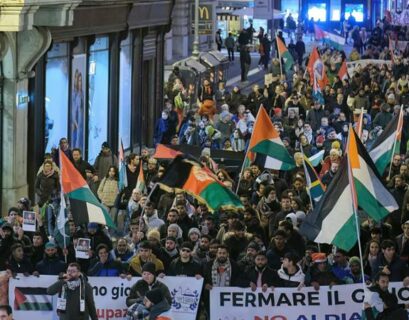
[34, 242, 66, 275]
[344, 256, 370, 284]
[237, 241, 259, 272]
[93, 141, 118, 185]
[86, 222, 112, 252]
[128, 241, 165, 277]
[142, 287, 171, 319]
[126, 262, 171, 307]
[0, 223, 20, 270]
[248, 251, 280, 291]
[167, 242, 202, 278]
[306, 252, 339, 290]
[159, 236, 179, 269]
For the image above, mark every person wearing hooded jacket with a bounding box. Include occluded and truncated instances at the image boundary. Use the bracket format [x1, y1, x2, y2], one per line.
[35, 242, 66, 275]
[126, 262, 171, 307]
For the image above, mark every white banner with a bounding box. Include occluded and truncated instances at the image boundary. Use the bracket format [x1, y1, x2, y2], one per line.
[9, 275, 203, 320]
[346, 59, 392, 77]
[210, 283, 409, 320]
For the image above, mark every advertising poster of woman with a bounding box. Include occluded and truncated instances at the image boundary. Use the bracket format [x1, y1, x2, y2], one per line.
[71, 54, 86, 151]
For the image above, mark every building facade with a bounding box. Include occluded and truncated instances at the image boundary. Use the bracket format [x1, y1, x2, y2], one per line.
[0, 0, 174, 213]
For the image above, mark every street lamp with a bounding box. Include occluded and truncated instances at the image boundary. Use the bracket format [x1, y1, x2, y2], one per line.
[192, 0, 200, 59]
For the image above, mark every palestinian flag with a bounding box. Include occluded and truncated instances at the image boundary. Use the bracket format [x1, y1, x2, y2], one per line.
[136, 163, 147, 194]
[338, 60, 348, 81]
[299, 157, 357, 251]
[159, 156, 243, 211]
[153, 144, 182, 159]
[302, 155, 325, 203]
[348, 127, 398, 221]
[276, 36, 294, 73]
[300, 127, 398, 251]
[369, 107, 403, 175]
[60, 150, 115, 228]
[14, 287, 53, 311]
[322, 31, 344, 51]
[245, 106, 295, 170]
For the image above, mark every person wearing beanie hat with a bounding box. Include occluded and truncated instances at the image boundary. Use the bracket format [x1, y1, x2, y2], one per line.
[307, 252, 339, 290]
[187, 227, 201, 249]
[168, 241, 202, 278]
[0, 223, 18, 270]
[345, 256, 370, 284]
[34, 241, 66, 276]
[127, 264, 172, 310]
[128, 241, 165, 277]
[144, 288, 171, 320]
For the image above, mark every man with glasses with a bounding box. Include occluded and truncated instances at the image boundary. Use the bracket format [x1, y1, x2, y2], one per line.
[47, 262, 97, 320]
[168, 242, 202, 278]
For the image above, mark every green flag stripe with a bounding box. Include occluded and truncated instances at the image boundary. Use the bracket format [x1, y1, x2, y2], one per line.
[332, 214, 358, 251]
[354, 178, 391, 221]
[199, 182, 243, 210]
[251, 140, 295, 166]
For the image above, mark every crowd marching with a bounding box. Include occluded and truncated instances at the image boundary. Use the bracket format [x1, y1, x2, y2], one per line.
[1, 16, 409, 320]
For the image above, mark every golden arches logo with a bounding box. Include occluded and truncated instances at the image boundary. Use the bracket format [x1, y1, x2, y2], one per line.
[198, 6, 210, 20]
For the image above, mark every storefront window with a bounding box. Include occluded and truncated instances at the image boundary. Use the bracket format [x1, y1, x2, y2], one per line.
[118, 34, 132, 150]
[88, 36, 109, 163]
[45, 43, 69, 152]
[344, 3, 364, 22]
[308, 3, 327, 22]
[330, 0, 341, 20]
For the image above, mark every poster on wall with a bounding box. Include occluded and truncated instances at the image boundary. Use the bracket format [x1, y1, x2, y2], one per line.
[70, 54, 86, 152]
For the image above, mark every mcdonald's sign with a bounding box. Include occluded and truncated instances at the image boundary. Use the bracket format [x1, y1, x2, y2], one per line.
[191, 4, 213, 35]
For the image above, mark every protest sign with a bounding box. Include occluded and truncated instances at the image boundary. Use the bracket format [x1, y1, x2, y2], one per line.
[9, 275, 203, 320]
[346, 59, 392, 77]
[75, 238, 90, 259]
[210, 283, 409, 320]
[22, 211, 36, 232]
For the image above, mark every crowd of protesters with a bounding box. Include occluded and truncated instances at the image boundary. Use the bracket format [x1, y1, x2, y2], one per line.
[2, 16, 409, 320]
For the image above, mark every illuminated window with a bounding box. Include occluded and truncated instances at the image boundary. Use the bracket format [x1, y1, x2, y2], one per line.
[308, 3, 327, 22]
[344, 4, 364, 22]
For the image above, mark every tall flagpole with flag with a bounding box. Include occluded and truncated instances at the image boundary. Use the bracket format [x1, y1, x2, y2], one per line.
[346, 125, 367, 287]
[387, 105, 404, 181]
[355, 108, 364, 139]
[57, 149, 68, 263]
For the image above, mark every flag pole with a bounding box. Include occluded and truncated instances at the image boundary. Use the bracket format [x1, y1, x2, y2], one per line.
[387, 104, 403, 181]
[138, 182, 159, 233]
[58, 148, 67, 263]
[300, 144, 315, 212]
[276, 36, 283, 77]
[235, 106, 263, 194]
[300, 144, 321, 252]
[346, 126, 367, 289]
[356, 107, 364, 139]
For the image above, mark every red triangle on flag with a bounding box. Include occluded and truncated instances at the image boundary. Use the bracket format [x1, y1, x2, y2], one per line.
[14, 288, 27, 309]
[60, 149, 87, 193]
[153, 144, 182, 159]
